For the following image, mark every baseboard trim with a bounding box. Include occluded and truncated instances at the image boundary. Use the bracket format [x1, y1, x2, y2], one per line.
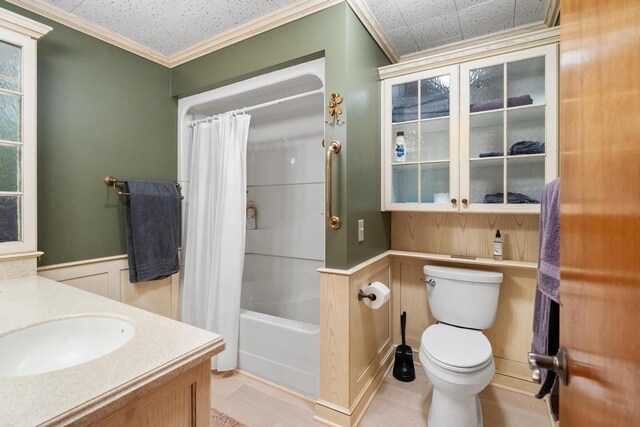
[490, 372, 541, 397]
[350, 347, 395, 426]
[314, 345, 394, 427]
[232, 369, 316, 404]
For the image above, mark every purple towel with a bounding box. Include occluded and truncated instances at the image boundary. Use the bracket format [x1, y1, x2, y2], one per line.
[538, 179, 560, 302]
[531, 178, 561, 420]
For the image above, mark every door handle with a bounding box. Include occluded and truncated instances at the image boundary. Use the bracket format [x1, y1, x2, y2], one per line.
[325, 140, 341, 230]
[528, 347, 568, 385]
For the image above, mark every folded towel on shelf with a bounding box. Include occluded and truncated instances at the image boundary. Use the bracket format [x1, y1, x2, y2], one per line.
[507, 94, 534, 108]
[509, 140, 545, 156]
[421, 97, 450, 118]
[470, 98, 503, 113]
[470, 94, 534, 113]
[532, 178, 561, 420]
[125, 180, 181, 283]
[483, 192, 539, 204]
[392, 96, 450, 122]
[479, 152, 504, 158]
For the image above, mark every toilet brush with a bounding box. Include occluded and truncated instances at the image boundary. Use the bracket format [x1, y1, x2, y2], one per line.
[393, 311, 415, 382]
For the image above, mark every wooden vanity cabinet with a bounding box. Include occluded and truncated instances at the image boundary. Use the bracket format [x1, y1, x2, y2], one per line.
[95, 360, 211, 427]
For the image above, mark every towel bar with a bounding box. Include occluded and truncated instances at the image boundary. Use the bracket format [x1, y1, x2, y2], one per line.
[104, 176, 184, 200]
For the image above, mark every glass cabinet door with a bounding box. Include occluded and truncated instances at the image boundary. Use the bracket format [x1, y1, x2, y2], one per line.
[460, 44, 557, 212]
[384, 65, 459, 211]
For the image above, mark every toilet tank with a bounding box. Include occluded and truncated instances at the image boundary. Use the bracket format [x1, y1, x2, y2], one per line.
[424, 265, 503, 330]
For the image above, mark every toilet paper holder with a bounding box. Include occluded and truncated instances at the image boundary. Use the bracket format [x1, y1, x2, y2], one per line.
[358, 288, 377, 302]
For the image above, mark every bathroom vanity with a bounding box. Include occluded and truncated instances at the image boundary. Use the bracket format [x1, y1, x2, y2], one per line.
[0, 276, 224, 426]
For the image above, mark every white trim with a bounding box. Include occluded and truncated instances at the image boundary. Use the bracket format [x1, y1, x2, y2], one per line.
[0, 250, 42, 261]
[399, 23, 546, 63]
[378, 26, 560, 80]
[169, 0, 342, 67]
[345, 0, 399, 62]
[544, 0, 561, 27]
[0, 7, 51, 39]
[5, 0, 170, 66]
[0, 26, 38, 256]
[5, 0, 344, 68]
[37, 253, 126, 271]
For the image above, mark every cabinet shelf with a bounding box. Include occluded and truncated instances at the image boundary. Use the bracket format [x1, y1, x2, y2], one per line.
[468, 102, 547, 117]
[389, 250, 537, 271]
[469, 153, 546, 162]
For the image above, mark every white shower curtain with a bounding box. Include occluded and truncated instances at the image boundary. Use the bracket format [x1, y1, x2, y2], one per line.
[181, 112, 251, 371]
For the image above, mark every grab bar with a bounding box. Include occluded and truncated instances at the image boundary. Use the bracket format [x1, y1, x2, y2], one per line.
[325, 140, 341, 230]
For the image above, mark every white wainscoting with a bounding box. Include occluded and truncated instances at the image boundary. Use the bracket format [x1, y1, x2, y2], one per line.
[38, 255, 179, 320]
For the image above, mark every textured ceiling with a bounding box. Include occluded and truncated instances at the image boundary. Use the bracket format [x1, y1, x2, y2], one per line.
[38, 0, 550, 59]
[41, 0, 297, 56]
[365, 0, 550, 56]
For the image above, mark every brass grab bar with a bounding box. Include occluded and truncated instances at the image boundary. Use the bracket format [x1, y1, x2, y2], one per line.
[325, 140, 341, 230]
[104, 176, 183, 199]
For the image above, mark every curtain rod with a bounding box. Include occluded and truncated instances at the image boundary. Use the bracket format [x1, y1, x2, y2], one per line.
[186, 88, 324, 128]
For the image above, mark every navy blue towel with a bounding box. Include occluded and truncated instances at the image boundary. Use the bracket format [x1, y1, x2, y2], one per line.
[125, 180, 181, 283]
[483, 192, 539, 204]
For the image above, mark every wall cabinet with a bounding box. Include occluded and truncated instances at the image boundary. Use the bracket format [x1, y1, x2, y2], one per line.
[382, 44, 558, 213]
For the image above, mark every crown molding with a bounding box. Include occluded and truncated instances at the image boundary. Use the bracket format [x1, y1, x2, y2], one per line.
[345, 0, 399, 63]
[169, 0, 342, 67]
[0, 6, 51, 39]
[545, 0, 561, 27]
[6, 0, 170, 65]
[399, 22, 547, 63]
[6, 0, 347, 68]
[379, 26, 560, 80]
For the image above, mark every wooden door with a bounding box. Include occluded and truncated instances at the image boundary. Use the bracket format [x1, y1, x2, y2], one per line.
[560, 0, 640, 425]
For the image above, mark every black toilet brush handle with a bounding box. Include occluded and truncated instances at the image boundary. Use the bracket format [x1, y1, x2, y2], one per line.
[401, 311, 407, 346]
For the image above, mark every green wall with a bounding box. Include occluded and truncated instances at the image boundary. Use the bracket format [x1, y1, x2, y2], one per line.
[1, 1, 389, 269]
[344, 10, 392, 267]
[171, 3, 391, 269]
[1, 1, 177, 266]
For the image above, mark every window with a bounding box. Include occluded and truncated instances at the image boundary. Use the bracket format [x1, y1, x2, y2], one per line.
[0, 9, 50, 255]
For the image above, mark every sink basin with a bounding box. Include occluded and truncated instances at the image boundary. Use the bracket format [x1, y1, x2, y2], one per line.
[0, 316, 135, 377]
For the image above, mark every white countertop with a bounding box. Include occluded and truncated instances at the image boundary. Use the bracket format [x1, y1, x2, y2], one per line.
[0, 275, 224, 426]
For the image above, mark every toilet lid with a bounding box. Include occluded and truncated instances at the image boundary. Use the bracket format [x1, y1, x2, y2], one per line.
[421, 324, 492, 369]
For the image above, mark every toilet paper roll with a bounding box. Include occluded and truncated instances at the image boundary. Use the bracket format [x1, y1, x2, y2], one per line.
[362, 281, 390, 310]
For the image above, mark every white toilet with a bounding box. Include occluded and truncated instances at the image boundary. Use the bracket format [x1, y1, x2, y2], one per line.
[419, 265, 503, 427]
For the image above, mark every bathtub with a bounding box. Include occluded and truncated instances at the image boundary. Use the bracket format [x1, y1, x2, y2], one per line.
[238, 309, 320, 397]
[239, 253, 321, 397]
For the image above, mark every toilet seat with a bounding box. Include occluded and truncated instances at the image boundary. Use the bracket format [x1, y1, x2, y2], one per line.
[420, 324, 493, 373]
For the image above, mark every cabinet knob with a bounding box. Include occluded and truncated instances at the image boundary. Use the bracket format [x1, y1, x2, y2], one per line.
[462, 199, 468, 205]
[451, 198, 457, 204]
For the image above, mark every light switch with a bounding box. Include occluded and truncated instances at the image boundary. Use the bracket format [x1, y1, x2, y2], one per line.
[358, 219, 364, 242]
